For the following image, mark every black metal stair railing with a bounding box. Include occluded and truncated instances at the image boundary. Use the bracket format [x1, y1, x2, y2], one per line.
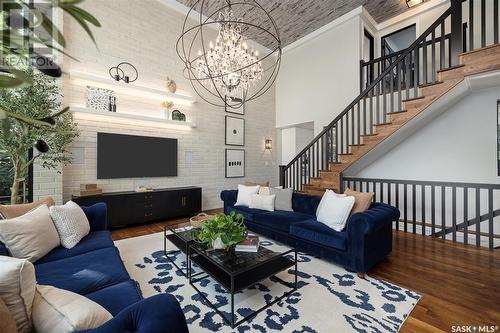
[343, 177, 500, 249]
[279, 0, 500, 193]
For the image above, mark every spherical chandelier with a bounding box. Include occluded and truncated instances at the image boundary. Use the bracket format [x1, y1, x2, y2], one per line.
[176, 0, 281, 110]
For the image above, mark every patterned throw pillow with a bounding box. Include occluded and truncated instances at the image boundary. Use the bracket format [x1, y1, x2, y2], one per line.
[49, 201, 90, 249]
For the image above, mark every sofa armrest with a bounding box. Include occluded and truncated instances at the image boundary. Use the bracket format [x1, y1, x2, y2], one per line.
[220, 190, 238, 209]
[76, 294, 188, 333]
[347, 203, 399, 236]
[80, 202, 108, 231]
[347, 203, 400, 273]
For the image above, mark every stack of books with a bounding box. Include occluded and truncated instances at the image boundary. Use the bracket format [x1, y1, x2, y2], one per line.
[235, 234, 259, 253]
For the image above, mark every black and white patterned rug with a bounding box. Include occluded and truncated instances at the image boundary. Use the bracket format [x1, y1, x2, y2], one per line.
[115, 232, 420, 333]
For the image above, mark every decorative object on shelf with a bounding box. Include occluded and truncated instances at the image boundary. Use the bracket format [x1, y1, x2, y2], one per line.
[190, 213, 215, 228]
[79, 184, 102, 196]
[225, 96, 245, 115]
[194, 211, 246, 250]
[406, 0, 426, 8]
[161, 101, 174, 119]
[225, 149, 245, 178]
[265, 139, 272, 150]
[108, 96, 117, 112]
[166, 77, 177, 93]
[176, 0, 281, 109]
[108, 62, 138, 83]
[225, 116, 245, 146]
[171, 110, 186, 122]
[86, 86, 115, 112]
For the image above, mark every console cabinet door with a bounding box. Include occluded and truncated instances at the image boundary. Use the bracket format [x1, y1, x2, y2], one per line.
[178, 189, 202, 215]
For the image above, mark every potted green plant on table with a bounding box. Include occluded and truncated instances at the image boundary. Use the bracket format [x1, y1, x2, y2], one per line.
[194, 211, 246, 250]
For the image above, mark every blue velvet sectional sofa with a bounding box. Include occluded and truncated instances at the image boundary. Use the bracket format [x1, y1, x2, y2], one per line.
[221, 190, 400, 275]
[0, 203, 188, 333]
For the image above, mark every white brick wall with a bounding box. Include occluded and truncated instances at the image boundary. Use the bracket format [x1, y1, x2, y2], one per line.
[34, 0, 279, 210]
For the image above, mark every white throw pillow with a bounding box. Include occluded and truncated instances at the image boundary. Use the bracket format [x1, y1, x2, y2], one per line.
[235, 184, 260, 207]
[316, 191, 355, 232]
[0, 256, 36, 333]
[0, 204, 60, 262]
[32, 285, 112, 333]
[316, 189, 347, 216]
[50, 201, 90, 249]
[249, 194, 276, 212]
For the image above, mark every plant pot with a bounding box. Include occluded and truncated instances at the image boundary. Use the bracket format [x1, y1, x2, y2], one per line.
[212, 237, 226, 250]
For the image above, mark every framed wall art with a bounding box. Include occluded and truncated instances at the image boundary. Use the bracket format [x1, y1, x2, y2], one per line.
[497, 100, 500, 176]
[225, 149, 245, 178]
[225, 96, 245, 115]
[225, 116, 245, 146]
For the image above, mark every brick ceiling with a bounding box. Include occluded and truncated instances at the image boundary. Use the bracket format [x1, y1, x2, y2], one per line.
[175, 0, 412, 48]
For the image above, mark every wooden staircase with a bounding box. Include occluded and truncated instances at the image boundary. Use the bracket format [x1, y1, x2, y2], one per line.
[302, 44, 500, 196]
[281, 1, 500, 196]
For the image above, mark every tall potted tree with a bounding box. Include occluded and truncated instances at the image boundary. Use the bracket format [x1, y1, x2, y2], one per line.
[0, 69, 79, 204]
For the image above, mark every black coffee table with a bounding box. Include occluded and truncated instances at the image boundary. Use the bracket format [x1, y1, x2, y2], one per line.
[163, 226, 198, 278]
[188, 240, 298, 328]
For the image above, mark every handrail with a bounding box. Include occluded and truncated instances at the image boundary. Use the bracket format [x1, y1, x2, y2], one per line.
[285, 6, 452, 168]
[361, 33, 452, 66]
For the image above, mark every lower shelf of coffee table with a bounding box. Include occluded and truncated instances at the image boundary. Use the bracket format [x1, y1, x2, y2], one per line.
[191, 253, 294, 293]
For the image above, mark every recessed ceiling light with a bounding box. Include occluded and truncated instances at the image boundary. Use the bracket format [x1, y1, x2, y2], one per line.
[406, 0, 426, 8]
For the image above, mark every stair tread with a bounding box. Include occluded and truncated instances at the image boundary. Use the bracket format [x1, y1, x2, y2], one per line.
[418, 81, 443, 88]
[387, 109, 408, 115]
[436, 64, 466, 73]
[349, 143, 366, 146]
[338, 153, 353, 155]
[374, 122, 393, 126]
[402, 95, 425, 103]
[360, 133, 378, 137]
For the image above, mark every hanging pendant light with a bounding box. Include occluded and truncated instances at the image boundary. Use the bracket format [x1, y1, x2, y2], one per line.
[176, 0, 281, 110]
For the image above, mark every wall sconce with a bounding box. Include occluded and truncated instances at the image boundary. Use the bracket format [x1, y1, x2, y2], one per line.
[265, 139, 272, 150]
[406, 0, 425, 8]
[109, 62, 138, 83]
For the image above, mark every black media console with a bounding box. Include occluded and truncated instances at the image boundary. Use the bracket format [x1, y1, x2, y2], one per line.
[72, 186, 202, 228]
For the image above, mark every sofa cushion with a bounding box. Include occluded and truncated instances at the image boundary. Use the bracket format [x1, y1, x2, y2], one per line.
[252, 210, 312, 233]
[84, 280, 142, 316]
[35, 231, 115, 265]
[227, 205, 268, 222]
[35, 247, 130, 295]
[0, 197, 55, 220]
[0, 204, 61, 263]
[0, 257, 36, 333]
[32, 284, 112, 333]
[290, 219, 348, 251]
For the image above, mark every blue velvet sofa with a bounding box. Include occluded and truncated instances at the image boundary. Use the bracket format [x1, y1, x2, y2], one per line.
[221, 190, 400, 274]
[0, 203, 188, 333]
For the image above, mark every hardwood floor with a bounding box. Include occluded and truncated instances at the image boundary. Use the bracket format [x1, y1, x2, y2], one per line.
[111, 211, 500, 333]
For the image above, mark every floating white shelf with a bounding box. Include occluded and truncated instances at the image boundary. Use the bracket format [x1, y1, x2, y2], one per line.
[70, 107, 196, 129]
[67, 72, 197, 105]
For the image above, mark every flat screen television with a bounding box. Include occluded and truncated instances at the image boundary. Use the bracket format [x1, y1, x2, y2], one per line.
[97, 132, 177, 179]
